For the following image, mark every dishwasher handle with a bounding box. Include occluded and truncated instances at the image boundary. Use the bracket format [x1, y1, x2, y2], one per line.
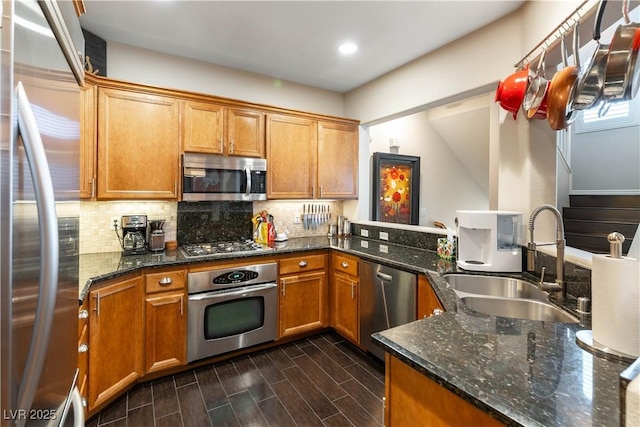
[376, 271, 393, 283]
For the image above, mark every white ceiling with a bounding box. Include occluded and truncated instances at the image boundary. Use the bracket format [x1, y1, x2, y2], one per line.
[79, 0, 525, 93]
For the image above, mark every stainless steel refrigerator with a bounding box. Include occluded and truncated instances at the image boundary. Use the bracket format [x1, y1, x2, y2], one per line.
[1, 0, 85, 425]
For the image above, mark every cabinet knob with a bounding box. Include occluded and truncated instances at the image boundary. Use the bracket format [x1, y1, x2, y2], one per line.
[432, 308, 444, 316]
[81, 397, 87, 408]
[341, 261, 349, 268]
[298, 260, 308, 268]
[78, 309, 88, 320]
[78, 344, 88, 353]
[159, 277, 173, 286]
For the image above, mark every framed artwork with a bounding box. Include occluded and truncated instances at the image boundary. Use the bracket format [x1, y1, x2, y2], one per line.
[371, 152, 420, 225]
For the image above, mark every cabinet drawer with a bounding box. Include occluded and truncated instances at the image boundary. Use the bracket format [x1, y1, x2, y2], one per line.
[145, 270, 186, 294]
[332, 253, 359, 277]
[280, 254, 326, 275]
[78, 323, 88, 382]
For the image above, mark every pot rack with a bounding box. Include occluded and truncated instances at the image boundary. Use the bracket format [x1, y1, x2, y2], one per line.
[515, 0, 600, 69]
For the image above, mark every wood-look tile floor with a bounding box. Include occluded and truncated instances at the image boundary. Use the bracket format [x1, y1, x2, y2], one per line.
[86, 332, 385, 427]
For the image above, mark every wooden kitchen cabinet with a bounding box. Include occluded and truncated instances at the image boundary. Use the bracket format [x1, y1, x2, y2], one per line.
[88, 275, 144, 412]
[385, 355, 504, 427]
[96, 86, 180, 199]
[317, 121, 358, 198]
[417, 274, 444, 319]
[182, 100, 265, 157]
[144, 269, 187, 374]
[79, 83, 96, 199]
[267, 114, 359, 199]
[330, 252, 359, 344]
[278, 252, 329, 338]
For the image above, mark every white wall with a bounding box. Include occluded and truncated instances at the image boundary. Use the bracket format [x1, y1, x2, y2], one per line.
[106, 42, 346, 117]
[367, 111, 489, 229]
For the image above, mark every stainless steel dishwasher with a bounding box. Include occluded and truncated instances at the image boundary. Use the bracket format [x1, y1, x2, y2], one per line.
[359, 260, 417, 360]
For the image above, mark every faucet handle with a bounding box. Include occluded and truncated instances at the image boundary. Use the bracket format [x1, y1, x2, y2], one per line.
[539, 266, 546, 285]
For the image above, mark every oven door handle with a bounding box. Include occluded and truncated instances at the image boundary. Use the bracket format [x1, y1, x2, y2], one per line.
[188, 282, 277, 301]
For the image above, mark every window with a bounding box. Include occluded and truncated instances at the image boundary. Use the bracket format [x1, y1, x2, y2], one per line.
[574, 99, 638, 134]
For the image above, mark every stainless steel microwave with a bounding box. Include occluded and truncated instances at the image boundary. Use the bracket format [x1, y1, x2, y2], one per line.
[182, 153, 267, 201]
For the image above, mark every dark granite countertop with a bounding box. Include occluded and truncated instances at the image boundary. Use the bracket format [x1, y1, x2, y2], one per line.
[79, 236, 629, 426]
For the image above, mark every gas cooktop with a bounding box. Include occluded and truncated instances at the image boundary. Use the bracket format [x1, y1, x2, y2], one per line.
[179, 241, 273, 258]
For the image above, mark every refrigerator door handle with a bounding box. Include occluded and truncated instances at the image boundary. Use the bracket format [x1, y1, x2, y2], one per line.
[15, 82, 60, 419]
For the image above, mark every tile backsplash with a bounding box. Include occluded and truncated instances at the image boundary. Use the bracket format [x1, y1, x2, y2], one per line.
[79, 200, 343, 254]
[79, 201, 177, 254]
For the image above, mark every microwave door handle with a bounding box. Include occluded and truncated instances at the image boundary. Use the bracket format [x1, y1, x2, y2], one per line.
[16, 82, 60, 421]
[245, 166, 251, 197]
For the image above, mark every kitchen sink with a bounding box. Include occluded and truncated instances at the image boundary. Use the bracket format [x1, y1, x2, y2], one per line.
[443, 274, 548, 301]
[459, 296, 578, 323]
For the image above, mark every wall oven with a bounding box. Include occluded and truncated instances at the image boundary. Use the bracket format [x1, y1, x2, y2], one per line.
[187, 262, 277, 362]
[182, 153, 267, 201]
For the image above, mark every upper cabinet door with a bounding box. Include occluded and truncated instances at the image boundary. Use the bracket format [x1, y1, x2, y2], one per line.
[266, 114, 317, 199]
[97, 87, 180, 199]
[182, 100, 225, 154]
[317, 121, 358, 199]
[227, 107, 265, 158]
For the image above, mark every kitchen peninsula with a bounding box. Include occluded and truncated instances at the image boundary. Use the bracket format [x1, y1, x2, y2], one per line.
[79, 229, 629, 426]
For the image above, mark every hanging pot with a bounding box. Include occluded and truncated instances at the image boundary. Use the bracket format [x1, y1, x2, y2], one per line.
[573, 0, 609, 110]
[547, 34, 580, 130]
[495, 66, 530, 119]
[523, 49, 550, 119]
[602, 0, 640, 102]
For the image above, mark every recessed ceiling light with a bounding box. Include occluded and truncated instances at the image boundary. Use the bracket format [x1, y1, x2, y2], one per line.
[338, 42, 358, 55]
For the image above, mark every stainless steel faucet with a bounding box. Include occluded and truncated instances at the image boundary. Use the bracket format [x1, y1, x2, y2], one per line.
[527, 204, 566, 299]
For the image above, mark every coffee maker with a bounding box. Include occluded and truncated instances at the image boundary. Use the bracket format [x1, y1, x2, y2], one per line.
[148, 219, 166, 252]
[121, 215, 148, 255]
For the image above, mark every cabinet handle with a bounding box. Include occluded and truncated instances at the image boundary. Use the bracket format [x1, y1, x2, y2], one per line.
[174, 181, 178, 196]
[78, 309, 88, 319]
[351, 282, 355, 299]
[230, 138, 234, 153]
[341, 261, 349, 269]
[311, 187, 315, 198]
[81, 397, 87, 408]
[219, 137, 223, 153]
[180, 295, 184, 316]
[298, 260, 307, 268]
[78, 344, 88, 353]
[281, 279, 286, 296]
[90, 178, 95, 199]
[159, 277, 173, 286]
[432, 308, 444, 316]
[93, 293, 100, 317]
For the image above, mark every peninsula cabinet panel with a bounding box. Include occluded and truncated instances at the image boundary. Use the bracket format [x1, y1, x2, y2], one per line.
[88, 276, 144, 412]
[144, 291, 186, 374]
[80, 83, 96, 199]
[267, 114, 317, 199]
[385, 355, 504, 427]
[417, 275, 444, 319]
[317, 121, 358, 199]
[97, 88, 180, 199]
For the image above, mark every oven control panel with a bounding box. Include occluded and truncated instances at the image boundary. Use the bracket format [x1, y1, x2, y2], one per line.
[212, 270, 259, 284]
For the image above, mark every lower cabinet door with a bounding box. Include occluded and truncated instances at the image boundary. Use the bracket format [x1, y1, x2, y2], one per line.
[145, 291, 187, 374]
[88, 276, 144, 411]
[279, 271, 328, 338]
[331, 273, 359, 343]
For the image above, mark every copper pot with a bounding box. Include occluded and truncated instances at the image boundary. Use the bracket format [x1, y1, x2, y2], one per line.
[547, 33, 580, 130]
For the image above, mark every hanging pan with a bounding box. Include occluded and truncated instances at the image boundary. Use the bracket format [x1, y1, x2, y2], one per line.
[547, 32, 580, 130]
[603, 0, 640, 102]
[522, 48, 550, 119]
[573, 0, 609, 110]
